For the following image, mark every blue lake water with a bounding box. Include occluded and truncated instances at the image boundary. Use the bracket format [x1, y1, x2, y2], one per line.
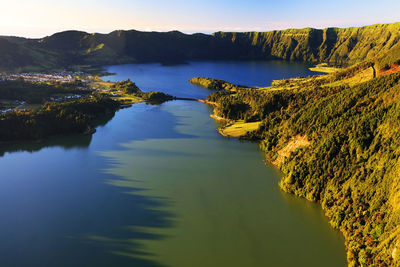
[103, 60, 316, 98]
[0, 61, 346, 266]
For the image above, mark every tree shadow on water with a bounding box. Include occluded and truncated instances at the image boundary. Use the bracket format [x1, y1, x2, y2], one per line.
[0, 107, 182, 267]
[0, 111, 116, 157]
[0, 140, 175, 267]
[66, 184, 175, 267]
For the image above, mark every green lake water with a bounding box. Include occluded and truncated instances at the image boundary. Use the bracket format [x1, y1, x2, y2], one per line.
[0, 61, 346, 266]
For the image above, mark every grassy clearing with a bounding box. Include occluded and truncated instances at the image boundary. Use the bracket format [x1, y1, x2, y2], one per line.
[219, 120, 261, 138]
[267, 76, 326, 91]
[309, 63, 341, 74]
[111, 94, 143, 104]
[342, 67, 375, 86]
[273, 135, 311, 166]
[90, 80, 144, 104]
[90, 80, 114, 90]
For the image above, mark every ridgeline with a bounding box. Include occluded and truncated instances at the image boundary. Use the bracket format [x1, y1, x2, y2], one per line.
[1, 22, 400, 71]
[2, 21, 400, 266]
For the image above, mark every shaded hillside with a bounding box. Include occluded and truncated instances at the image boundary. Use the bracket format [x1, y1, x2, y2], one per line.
[0, 38, 59, 71]
[213, 23, 400, 65]
[0, 22, 400, 71]
[38, 30, 232, 66]
[40, 23, 400, 67]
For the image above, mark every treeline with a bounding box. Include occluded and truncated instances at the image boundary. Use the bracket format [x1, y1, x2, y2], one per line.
[0, 79, 175, 143]
[111, 80, 141, 94]
[112, 80, 174, 103]
[189, 77, 248, 91]
[0, 96, 119, 142]
[2, 22, 400, 71]
[208, 73, 400, 266]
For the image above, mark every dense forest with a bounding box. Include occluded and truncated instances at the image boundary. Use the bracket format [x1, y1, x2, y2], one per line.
[111, 80, 174, 103]
[1, 22, 400, 71]
[0, 96, 119, 142]
[189, 77, 248, 91]
[0, 79, 173, 143]
[206, 69, 400, 266]
[2, 21, 400, 266]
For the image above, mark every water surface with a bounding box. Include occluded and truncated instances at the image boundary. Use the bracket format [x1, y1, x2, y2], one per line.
[103, 60, 316, 98]
[0, 61, 346, 266]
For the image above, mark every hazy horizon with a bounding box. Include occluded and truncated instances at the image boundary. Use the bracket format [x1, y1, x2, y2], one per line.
[2, 0, 400, 38]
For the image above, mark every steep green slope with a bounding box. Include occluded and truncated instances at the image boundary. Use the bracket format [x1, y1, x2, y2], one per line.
[1, 21, 400, 266]
[1, 22, 400, 71]
[213, 23, 400, 65]
[0, 38, 60, 71]
[375, 42, 400, 69]
[48, 23, 400, 67]
[38, 30, 231, 66]
[206, 72, 400, 266]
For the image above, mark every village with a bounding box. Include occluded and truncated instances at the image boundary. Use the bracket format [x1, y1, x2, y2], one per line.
[0, 71, 90, 83]
[0, 71, 107, 115]
[0, 70, 134, 115]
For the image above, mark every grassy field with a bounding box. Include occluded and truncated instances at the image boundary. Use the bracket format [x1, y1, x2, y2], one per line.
[343, 66, 375, 86]
[110, 95, 143, 104]
[90, 80, 114, 89]
[309, 63, 341, 74]
[91, 80, 144, 104]
[219, 121, 261, 138]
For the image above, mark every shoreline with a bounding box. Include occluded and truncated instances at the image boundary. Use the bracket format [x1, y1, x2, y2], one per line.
[201, 68, 398, 266]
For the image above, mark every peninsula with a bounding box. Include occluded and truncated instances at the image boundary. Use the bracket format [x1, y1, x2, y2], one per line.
[1, 21, 400, 266]
[196, 58, 400, 266]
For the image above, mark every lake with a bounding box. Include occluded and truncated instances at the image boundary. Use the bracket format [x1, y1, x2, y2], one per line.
[0, 61, 346, 266]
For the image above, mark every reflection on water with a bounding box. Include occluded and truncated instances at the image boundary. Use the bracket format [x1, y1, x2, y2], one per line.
[97, 101, 346, 267]
[0, 134, 92, 157]
[0, 111, 116, 157]
[0, 104, 181, 267]
[0, 61, 346, 267]
[103, 60, 317, 99]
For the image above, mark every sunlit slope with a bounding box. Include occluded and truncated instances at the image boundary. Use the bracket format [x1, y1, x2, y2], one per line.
[214, 23, 400, 64]
[1, 22, 400, 71]
[206, 69, 400, 266]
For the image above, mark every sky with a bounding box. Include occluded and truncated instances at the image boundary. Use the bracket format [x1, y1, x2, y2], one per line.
[1, 0, 400, 38]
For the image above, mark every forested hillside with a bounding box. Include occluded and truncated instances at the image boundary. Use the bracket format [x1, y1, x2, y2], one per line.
[1, 22, 400, 71]
[213, 22, 400, 65]
[205, 67, 400, 266]
[0, 96, 119, 142]
[2, 19, 400, 267]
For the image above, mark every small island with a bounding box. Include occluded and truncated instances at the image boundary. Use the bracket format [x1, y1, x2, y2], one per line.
[189, 77, 248, 91]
